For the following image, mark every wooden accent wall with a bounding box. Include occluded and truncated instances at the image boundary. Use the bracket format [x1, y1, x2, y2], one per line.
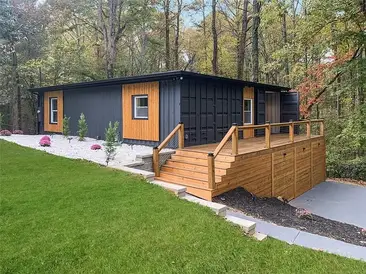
[312, 139, 326, 186]
[122, 82, 159, 141]
[43, 91, 63, 132]
[243, 87, 255, 138]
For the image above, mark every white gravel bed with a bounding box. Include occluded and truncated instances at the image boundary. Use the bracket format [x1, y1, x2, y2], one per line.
[0, 134, 171, 167]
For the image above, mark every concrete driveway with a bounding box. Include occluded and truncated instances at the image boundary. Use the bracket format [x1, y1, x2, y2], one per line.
[290, 181, 366, 228]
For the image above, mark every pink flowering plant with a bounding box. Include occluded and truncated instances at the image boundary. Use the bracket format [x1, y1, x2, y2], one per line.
[39, 136, 51, 147]
[0, 129, 12, 136]
[91, 144, 102, 150]
[295, 208, 312, 220]
[13, 130, 24, 134]
[361, 228, 366, 236]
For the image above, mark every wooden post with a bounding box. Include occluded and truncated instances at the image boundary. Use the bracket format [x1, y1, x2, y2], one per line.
[178, 122, 184, 149]
[289, 119, 294, 143]
[319, 120, 324, 136]
[232, 123, 238, 155]
[153, 147, 160, 177]
[306, 120, 311, 139]
[207, 153, 215, 189]
[265, 121, 271, 148]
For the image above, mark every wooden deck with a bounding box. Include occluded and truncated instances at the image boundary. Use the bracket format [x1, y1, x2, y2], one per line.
[183, 134, 321, 155]
[153, 120, 326, 201]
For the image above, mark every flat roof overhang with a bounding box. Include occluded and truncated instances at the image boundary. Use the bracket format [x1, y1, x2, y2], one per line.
[29, 71, 291, 93]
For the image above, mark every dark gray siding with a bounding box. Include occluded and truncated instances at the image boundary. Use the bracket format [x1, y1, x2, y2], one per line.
[63, 85, 122, 139]
[280, 91, 299, 133]
[255, 88, 266, 136]
[123, 79, 181, 147]
[181, 78, 243, 146]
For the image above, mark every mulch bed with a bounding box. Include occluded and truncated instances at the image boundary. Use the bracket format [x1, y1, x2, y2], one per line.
[213, 187, 366, 247]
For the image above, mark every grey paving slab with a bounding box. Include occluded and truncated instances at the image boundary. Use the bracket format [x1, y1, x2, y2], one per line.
[226, 210, 366, 261]
[294, 231, 366, 261]
[227, 211, 300, 244]
[290, 181, 366, 228]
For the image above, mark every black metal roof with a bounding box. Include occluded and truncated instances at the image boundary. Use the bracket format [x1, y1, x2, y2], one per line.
[29, 70, 290, 93]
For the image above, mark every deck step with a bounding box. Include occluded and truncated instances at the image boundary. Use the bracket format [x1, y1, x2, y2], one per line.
[157, 172, 209, 189]
[171, 155, 232, 169]
[161, 166, 222, 182]
[165, 160, 227, 176]
[175, 149, 236, 163]
[151, 180, 186, 197]
[225, 215, 256, 235]
[182, 193, 227, 216]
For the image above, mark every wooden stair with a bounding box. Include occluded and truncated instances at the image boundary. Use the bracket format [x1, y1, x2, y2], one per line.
[155, 149, 234, 200]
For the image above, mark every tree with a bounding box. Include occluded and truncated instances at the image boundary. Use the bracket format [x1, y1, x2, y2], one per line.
[164, 0, 171, 70]
[211, 0, 218, 75]
[237, 0, 249, 79]
[251, 0, 261, 82]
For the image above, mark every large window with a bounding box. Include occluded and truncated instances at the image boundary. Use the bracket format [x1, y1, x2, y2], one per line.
[50, 97, 58, 124]
[244, 99, 253, 125]
[133, 95, 148, 119]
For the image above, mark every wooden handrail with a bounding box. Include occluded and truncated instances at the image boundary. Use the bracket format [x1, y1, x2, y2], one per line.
[153, 122, 184, 176]
[157, 123, 184, 151]
[213, 125, 236, 158]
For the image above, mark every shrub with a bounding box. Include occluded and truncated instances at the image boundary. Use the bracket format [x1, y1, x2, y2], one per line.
[327, 158, 366, 181]
[295, 208, 312, 220]
[63, 116, 71, 137]
[39, 139, 51, 147]
[13, 130, 23, 134]
[91, 144, 102, 150]
[0, 130, 12, 136]
[104, 121, 119, 165]
[40, 135, 51, 142]
[77, 113, 88, 141]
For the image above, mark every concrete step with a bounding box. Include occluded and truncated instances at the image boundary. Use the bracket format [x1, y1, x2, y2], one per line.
[225, 215, 256, 235]
[253, 232, 268, 241]
[151, 180, 186, 197]
[182, 193, 227, 216]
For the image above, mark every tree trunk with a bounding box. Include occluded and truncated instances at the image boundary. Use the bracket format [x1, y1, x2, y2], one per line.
[251, 0, 260, 82]
[237, 0, 249, 79]
[174, 0, 182, 70]
[281, 7, 289, 85]
[165, 0, 171, 70]
[12, 50, 21, 130]
[211, 0, 218, 75]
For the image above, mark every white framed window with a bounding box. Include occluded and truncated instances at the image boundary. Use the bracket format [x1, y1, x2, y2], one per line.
[244, 99, 253, 125]
[133, 95, 148, 119]
[50, 97, 58, 124]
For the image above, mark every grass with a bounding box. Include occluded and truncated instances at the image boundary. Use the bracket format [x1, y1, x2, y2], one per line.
[0, 140, 365, 273]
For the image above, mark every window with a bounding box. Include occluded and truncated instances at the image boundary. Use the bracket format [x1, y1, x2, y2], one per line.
[50, 97, 58, 124]
[244, 99, 253, 124]
[133, 95, 148, 119]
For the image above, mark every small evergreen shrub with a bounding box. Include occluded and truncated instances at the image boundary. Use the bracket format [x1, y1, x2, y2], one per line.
[77, 113, 88, 141]
[13, 130, 23, 134]
[104, 121, 119, 165]
[63, 116, 71, 137]
[0, 130, 12, 136]
[91, 144, 102, 150]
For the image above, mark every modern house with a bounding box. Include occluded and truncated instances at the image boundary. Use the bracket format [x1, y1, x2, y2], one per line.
[30, 71, 325, 201]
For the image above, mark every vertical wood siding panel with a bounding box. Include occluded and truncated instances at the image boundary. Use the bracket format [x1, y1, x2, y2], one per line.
[43, 91, 63, 133]
[122, 82, 159, 141]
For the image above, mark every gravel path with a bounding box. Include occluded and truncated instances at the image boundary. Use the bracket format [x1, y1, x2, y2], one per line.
[0, 134, 168, 167]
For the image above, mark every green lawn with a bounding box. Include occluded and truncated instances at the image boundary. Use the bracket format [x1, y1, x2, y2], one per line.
[0, 140, 365, 273]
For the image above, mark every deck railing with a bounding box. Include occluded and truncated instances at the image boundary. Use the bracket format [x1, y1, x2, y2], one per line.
[153, 122, 184, 177]
[207, 119, 325, 190]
